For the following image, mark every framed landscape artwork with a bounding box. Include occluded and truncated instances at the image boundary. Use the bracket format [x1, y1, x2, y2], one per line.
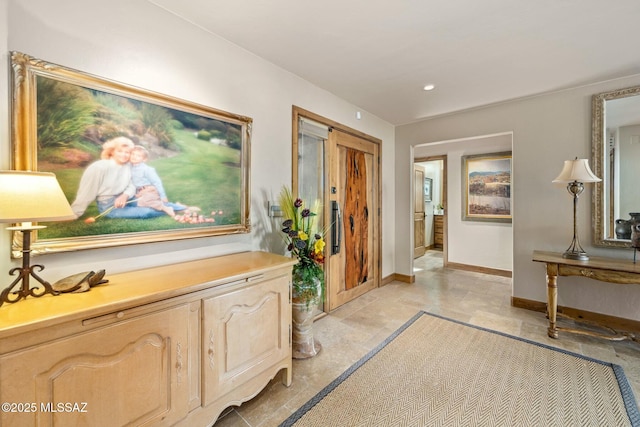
[462, 152, 512, 223]
[10, 51, 252, 256]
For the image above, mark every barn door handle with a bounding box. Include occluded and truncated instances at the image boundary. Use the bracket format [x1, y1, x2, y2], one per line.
[331, 201, 341, 255]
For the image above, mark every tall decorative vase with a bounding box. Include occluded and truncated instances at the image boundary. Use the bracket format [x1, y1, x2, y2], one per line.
[291, 301, 322, 359]
[291, 277, 322, 359]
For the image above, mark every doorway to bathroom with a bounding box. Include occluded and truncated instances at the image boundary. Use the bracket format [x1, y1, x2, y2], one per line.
[414, 156, 447, 268]
[411, 132, 514, 277]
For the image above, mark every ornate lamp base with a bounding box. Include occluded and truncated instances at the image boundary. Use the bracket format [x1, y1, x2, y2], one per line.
[0, 226, 58, 307]
[561, 181, 590, 262]
[562, 249, 589, 261]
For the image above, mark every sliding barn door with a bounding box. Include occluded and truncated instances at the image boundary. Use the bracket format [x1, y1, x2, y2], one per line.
[327, 129, 379, 311]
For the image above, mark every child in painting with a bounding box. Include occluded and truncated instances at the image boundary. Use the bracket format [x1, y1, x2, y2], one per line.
[130, 145, 176, 217]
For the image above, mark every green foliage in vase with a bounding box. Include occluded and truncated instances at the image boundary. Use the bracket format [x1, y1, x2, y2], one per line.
[279, 186, 326, 306]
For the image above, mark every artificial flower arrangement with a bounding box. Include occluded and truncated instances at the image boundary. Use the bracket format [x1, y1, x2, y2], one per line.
[279, 187, 326, 306]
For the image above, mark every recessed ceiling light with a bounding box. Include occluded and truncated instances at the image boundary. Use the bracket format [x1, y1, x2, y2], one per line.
[423, 84, 435, 91]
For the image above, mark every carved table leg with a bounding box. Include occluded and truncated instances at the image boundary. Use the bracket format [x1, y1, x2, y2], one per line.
[546, 263, 559, 339]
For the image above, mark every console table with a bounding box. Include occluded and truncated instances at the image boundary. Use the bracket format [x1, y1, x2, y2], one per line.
[532, 250, 639, 342]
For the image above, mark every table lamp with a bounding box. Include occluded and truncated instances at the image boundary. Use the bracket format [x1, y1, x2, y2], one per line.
[552, 158, 601, 260]
[0, 171, 76, 306]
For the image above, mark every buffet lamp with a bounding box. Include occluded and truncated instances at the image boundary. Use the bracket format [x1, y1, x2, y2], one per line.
[552, 158, 601, 261]
[0, 171, 76, 307]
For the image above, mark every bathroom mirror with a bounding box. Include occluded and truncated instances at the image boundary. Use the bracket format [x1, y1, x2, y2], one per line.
[592, 84, 640, 247]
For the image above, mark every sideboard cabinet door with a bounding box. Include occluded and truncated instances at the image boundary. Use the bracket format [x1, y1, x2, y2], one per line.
[202, 274, 291, 407]
[0, 304, 192, 427]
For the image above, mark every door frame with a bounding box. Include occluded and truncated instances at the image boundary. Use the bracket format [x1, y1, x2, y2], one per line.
[414, 155, 448, 266]
[292, 106, 382, 312]
[413, 164, 426, 258]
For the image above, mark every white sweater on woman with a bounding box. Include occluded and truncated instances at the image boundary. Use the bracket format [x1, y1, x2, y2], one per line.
[71, 159, 135, 217]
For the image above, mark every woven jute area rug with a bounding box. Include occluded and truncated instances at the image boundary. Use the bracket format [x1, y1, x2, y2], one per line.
[280, 311, 640, 427]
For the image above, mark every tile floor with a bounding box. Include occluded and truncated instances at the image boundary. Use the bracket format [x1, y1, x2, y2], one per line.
[213, 250, 640, 427]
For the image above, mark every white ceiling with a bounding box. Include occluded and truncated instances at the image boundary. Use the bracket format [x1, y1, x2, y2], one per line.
[148, 0, 640, 126]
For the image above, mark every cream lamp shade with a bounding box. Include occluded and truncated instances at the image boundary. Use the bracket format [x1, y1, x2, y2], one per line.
[0, 171, 75, 224]
[552, 158, 601, 184]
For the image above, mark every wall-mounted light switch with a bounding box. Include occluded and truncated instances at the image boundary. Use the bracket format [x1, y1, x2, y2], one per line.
[268, 201, 283, 218]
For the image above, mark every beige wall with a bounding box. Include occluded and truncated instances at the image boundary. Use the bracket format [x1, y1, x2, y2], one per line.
[397, 76, 640, 321]
[0, 0, 396, 283]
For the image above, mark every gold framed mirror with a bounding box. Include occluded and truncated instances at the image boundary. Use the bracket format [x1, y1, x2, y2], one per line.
[592, 84, 640, 247]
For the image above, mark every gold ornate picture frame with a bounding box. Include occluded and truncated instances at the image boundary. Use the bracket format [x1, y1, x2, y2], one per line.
[462, 151, 512, 223]
[10, 51, 251, 257]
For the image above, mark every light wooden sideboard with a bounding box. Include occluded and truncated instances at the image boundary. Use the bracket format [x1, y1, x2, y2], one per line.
[0, 251, 295, 427]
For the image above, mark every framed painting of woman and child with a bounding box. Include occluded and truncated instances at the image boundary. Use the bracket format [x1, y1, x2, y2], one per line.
[9, 51, 251, 256]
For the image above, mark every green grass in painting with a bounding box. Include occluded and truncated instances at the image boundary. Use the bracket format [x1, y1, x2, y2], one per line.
[39, 129, 243, 240]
